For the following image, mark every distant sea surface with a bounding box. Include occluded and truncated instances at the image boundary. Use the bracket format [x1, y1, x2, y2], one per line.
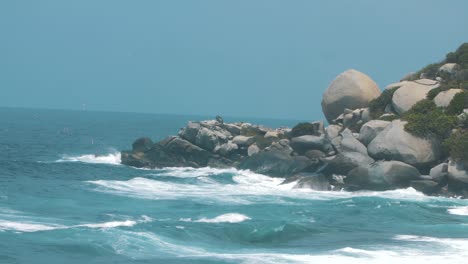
[1, 107, 467, 264]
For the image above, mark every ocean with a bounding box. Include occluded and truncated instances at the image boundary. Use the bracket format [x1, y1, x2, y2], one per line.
[0, 107, 467, 264]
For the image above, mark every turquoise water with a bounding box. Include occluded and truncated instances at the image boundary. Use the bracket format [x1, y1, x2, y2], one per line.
[1, 108, 468, 264]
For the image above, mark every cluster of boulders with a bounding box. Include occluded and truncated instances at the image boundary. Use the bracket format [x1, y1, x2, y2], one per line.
[121, 68, 468, 198]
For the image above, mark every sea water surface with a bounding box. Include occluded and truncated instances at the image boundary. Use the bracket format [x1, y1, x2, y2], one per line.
[1, 107, 468, 264]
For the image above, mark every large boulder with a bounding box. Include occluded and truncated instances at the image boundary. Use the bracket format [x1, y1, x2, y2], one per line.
[321, 151, 374, 176]
[346, 161, 421, 190]
[447, 160, 468, 195]
[391, 79, 439, 114]
[358, 120, 391, 145]
[195, 127, 220, 151]
[448, 160, 468, 184]
[238, 150, 313, 177]
[178, 121, 201, 144]
[214, 141, 239, 156]
[429, 163, 448, 182]
[367, 120, 440, 167]
[290, 135, 327, 154]
[338, 129, 367, 155]
[232, 135, 255, 147]
[434, 89, 464, 107]
[321, 69, 381, 123]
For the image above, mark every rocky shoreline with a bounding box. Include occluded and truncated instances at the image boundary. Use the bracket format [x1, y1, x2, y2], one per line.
[121, 47, 468, 198]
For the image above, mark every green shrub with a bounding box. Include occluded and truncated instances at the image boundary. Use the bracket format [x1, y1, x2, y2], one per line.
[446, 91, 468, 115]
[369, 87, 399, 118]
[417, 63, 443, 79]
[290, 122, 318, 137]
[444, 129, 468, 164]
[446, 52, 458, 63]
[403, 99, 457, 141]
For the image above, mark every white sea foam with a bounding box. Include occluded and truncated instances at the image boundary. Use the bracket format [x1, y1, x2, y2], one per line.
[0, 215, 152, 233]
[108, 230, 468, 264]
[448, 206, 468, 216]
[87, 167, 446, 205]
[148, 167, 241, 178]
[181, 213, 251, 223]
[56, 151, 121, 165]
[0, 220, 65, 232]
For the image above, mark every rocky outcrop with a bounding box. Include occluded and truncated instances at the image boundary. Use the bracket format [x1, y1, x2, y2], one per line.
[121, 63, 468, 198]
[367, 120, 440, 167]
[391, 79, 439, 114]
[321, 69, 381, 123]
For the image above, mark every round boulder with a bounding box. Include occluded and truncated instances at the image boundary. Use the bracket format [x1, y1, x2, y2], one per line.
[322, 69, 381, 123]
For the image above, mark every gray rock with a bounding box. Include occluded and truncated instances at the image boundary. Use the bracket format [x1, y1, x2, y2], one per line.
[391, 79, 440, 114]
[265, 139, 293, 156]
[264, 131, 279, 140]
[291, 173, 331, 191]
[238, 150, 313, 177]
[346, 161, 421, 190]
[429, 163, 448, 182]
[304, 149, 326, 160]
[290, 135, 327, 154]
[240, 123, 264, 136]
[223, 123, 241, 136]
[214, 141, 239, 156]
[434, 89, 464, 107]
[339, 129, 367, 155]
[232, 135, 255, 147]
[411, 180, 440, 194]
[358, 120, 390, 145]
[448, 160, 468, 184]
[367, 120, 440, 167]
[361, 108, 371, 123]
[195, 127, 220, 151]
[326, 124, 342, 140]
[247, 144, 260, 156]
[321, 69, 381, 123]
[321, 151, 374, 176]
[178, 121, 201, 144]
[132, 137, 154, 152]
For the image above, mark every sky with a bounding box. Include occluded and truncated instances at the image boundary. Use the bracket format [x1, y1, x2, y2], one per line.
[1, 1, 467, 121]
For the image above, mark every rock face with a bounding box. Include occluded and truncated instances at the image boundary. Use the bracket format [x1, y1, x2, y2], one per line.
[434, 89, 464, 107]
[346, 161, 421, 190]
[391, 79, 440, 114]
[367, 120, 440, 167]
[321, 69, 381, 123]
[358, 120, 390, 145]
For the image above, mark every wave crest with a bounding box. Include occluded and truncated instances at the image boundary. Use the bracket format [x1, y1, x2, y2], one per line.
[56, 151, 121, 165]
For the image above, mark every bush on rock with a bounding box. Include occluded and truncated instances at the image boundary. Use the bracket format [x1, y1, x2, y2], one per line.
[444, 130, 468, 165]
[402, 99, 457, 141]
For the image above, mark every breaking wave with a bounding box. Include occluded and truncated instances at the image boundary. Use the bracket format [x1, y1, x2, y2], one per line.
[56, 151, 121, 165]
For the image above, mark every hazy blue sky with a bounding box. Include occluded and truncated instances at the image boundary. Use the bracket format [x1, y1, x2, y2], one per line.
[1, 1, 467, 120]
